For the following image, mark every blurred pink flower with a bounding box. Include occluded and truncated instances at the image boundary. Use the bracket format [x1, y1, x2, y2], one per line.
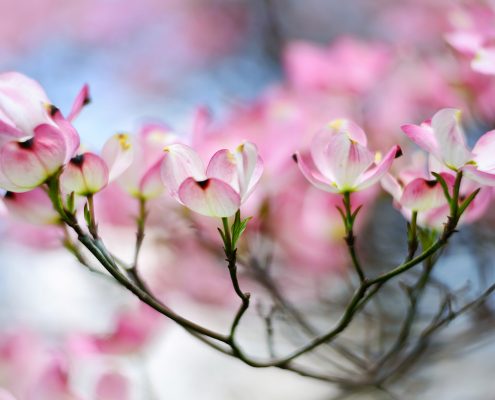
[3, 188, 59, 225]
[94, 372, 129, 400]
[284, 37, 391, 93]
[115, 125, 177, 200]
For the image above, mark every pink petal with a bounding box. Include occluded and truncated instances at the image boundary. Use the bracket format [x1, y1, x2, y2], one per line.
[60, 153, 109, 195]
[471, 47, 495, 75]
[0, 164, 28, 192]
[3, 188, 59, 225]
[0, 388, 16, 400]
[191, 105, 212, 142]
[401, 123, 439, 158]
[460, 185, 492, 224]
[418, 204, 450, 230]
[234, 141, 263, 201]
[0, 125, 66, 190]
[94, 372, 130, 400]
[139, 159, 165, 199]
[430, 108, 472, 169]
[0, 72, 50, 135]
[462, 165, 495, 186]
[206, 149, 238, 189]
[101, 133, 134, 181]
[380, 172, 402, 202]
[472, 130, 495, 171]
[445, 31, 483, 56]
[318, 132, 374, 190]
[293, 152, 339, 193]
[161, 144, 206, 201]
[0, 120, 25, 146]
[355, 145, 402, 191]
[400, 178, 446, 212]
[67, 84, 90, 121]
[331, 119, 368, 145]
[311, 120, 369, 181]
[47, 106, 80, 162]
[178, 177, 240, 217]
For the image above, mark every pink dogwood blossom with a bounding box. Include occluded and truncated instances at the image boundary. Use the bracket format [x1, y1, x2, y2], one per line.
[113, 124, 177, 200]
[0, 72, 85, 192]
[382, 153, 492, 229]
[402, 108, 495, 186]
[294, 119, 402, 193]
[3, 188, 59, 225]
[161, 142, 263, 217]
[60, 153, 109, 196]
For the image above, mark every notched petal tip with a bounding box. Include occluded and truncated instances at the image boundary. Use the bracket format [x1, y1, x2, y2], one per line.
[70, 154, 85, 166]
[18, 138, 34, 149]
[45, 104, 60, 117]
[82, 84, 91, 106]
[395, 146, 403, 159]
[196, 179, 210, 189]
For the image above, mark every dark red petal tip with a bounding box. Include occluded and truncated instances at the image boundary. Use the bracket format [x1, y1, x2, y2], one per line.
[70, 154, 85, 166]
[196, 179, 210, 189]
[395, 146, 403, 159]
[426, 180, 437, 187]
[83, 86, 91, 106]
[18, 138, 34, 149]
[292, 154, 298, 163]
[47, 104, 60, 117]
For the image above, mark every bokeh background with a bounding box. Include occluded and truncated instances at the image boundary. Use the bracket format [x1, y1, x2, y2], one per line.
[1, 0, 495, 399]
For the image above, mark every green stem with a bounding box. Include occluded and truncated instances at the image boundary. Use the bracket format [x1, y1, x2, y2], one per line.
[371, 256, 435, 373]
[342, 192, 365, 283]
[86, 194, 98, 239]
[221, 215, 250, 341]
[128, 197, 148, 291]
[47, 178, 229, 343]
[407, 211, 418, 260]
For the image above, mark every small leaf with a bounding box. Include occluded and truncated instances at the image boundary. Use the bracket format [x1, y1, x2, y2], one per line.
[351, 205, 363, 223]
[431, 172, 452, 205]
[335, 205, 346, 223]
[217, 227, 226, 245]
[84, 203, 91, 227]
[66, 192, 75, 214]
[231, 216, 251, 248]
[458, 188, 481, 217]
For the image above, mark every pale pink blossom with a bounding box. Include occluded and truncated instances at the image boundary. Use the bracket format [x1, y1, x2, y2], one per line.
[92, 304, 160, 354]
[382, 171, 451, 229]
[382, 153, 492, 228]
[116, 124, 177, 200]
[101, 133, 134, 182]
[161, 142, 263, 218]
[402, 108, 495, 186]
[295, 119, 401, 193]
[284, 37, 391, 93]
[0, 73, 85, 192]
[60, 153, 109, 196]
[471, 47, 495, 75]
[3, 188, 59, 225]
[94, 372, 130, 400]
